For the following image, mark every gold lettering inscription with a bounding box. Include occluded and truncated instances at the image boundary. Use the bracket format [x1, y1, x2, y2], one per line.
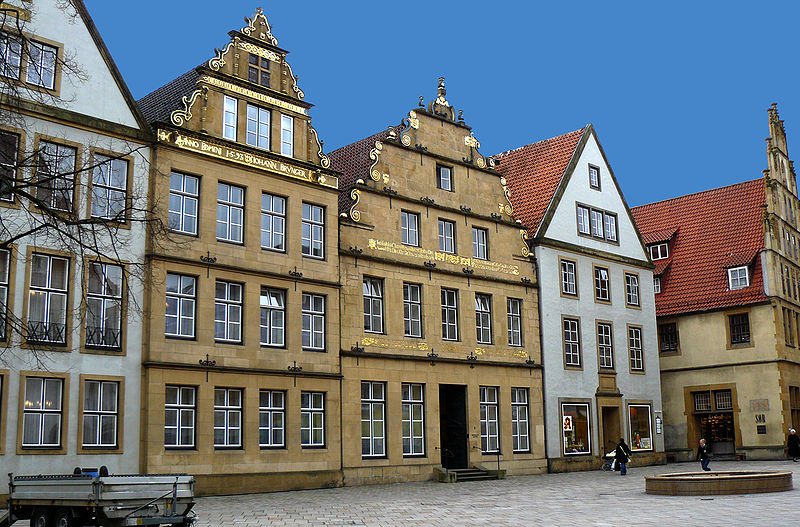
[199, 75, 308, 116]
[367, 239, 520, 276]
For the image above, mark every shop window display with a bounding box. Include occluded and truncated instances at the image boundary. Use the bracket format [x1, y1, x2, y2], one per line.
[562, 403, 591, 455]
[628, 404, 653, 451]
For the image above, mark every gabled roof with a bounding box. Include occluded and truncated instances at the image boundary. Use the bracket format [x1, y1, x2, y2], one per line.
[642, 228, 676, 245]
[493, 127, 586, 234]
[631, 179, 768, 316]
[137, 68, 202, 125]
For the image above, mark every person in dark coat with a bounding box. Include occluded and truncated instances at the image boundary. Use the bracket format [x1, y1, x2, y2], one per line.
[788, 429, 800, 462]
[614, 438, 633, 476]
[696, 438, 711, 471]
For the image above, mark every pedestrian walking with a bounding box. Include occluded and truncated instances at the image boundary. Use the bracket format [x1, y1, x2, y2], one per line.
[615, 437, 633, 476]
[696, 438, 711, 471]
[787, 429, 800, 462]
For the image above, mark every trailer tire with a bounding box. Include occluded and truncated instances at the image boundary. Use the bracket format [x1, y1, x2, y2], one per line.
[52, 508, 75, 527]
[30, 508, 50, 527]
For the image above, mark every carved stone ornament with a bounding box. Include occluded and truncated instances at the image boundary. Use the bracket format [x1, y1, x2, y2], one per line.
[283, 60, 305, 100]
[368, 141, 384, 181]
[242, 7, 279, 46]
[520, 229, 531, 258]
[309, 126, 330, 168]
[208, 40, 235, 71]
[427, 77, 455, 121]
[349, 188, 362, 222]
[500, 176, 514, 215]
[170, 86, 208, 126]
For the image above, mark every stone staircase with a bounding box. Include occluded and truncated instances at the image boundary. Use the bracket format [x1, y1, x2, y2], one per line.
[448, 467, 499, 482]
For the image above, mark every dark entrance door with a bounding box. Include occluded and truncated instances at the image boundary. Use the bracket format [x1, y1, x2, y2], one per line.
[439, 384, 468, 469]
[699, 412, 735, 456]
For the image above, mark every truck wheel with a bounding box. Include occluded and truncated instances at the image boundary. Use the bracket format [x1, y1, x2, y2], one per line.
[52, 508, 75, 527]
[30, 508, 50, 527]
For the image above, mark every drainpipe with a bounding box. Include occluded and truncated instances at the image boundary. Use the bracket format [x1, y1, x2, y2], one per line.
[533, 249, 549, 473]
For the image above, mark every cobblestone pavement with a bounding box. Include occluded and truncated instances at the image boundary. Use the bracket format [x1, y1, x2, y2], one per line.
[190, 461, 799, 527]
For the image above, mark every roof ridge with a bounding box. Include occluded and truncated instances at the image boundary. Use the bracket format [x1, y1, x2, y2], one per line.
[632, 178, 763, 211]
[493, 126, 587, 158]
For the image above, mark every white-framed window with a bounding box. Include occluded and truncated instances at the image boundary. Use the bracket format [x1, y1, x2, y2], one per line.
[403, 283, 423, 337]
[27, 253, 69, 344]
[560, 259, 577, 296]
[578, 204, 618, 242]
[216, 183, 244, 243]
[259, 390, 285, 448]
[576, 205, 590, 235]
[260, 288, 285, 347]
[168, 172, 199, 235]
[301, 391, 325, 447]
[248, 54, 270, 86]
[728, 266, 750, 290]
[223, 96, 237, 141]
[261, 193, 286, 251]
[91, 155, 128, 221]
[438, 219, 456, 254]
[22, 377, 63, 447]
[654, 276, 662, 294]
[86, 262, 123, 349]
[562, 402, 591, 455]
[165, 273, 196, 338]
[361, 381, 386, 458]
[625, 273, 640, 306]
[472, 227, 488, 260]
[363, 277, 384, 333]
[0, 248, 9, 340]
[480, 386, 499, 453]
[628, 404, 653, 451]
[589, 164, 600, 189]
[0, 130, 19, 202]
[214, 281, 242, 343]
[27, 40, 57, 89]
[563, 318, 581, 367]
[302, 293, 325, 350]
[594, 267, 610, 302]
[590, 210, 604, 238]
[507, 297, 523, 347]
[441, 288, 459, 341]
[604, 213, 617, 242]
[246, 104, 270, 149]
[36, 141, 76, 212]
[82, 380, 118, 448]
[597, 322, 613, 369]
[214, 388, 242, 448]
[475, 293, 492, 344]
[402, 383, 425, 456]
[302, 203, 325, 259]
[629, 326, 644, 371]
[280, 114, 294, 157]
[437, 165, 452, 191]
[511, 387, 530, 453]
[0, 33, 22, 79]
[164, 385, 196, 448]
[401, 210, 419, 247]
[649, 243, 669, 260]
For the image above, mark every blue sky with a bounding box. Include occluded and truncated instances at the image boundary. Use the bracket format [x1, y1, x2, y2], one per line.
[84, 1, 799, 206]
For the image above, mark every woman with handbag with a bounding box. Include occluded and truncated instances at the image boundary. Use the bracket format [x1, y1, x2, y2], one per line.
[615, 438, 633, 476]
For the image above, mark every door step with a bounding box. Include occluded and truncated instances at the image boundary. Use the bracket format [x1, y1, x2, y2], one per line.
[448, 468, 499, 482]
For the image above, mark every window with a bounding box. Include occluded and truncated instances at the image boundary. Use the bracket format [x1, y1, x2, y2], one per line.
[82, 380, 118, 448]
[363, 278, 384, 333]
[36, 141, 76, 212]
[22, 377, 63, 447]
[0, 249, 9, 340]
[562, 402, 590, 455]
[597, 322, 613, 369]
[577, 204, 618, 242]
[165, 273, 196, 338]
[261, 193, 286, 251]
[480, 386, 499, 453]
[259, 390, 285, 448]
[438, 219, 456, 254]
[214, 281, 242, 343]
[401, 211, 419, 247]
[90, 155, 128, 220]
[729, 313, 751, 345]
[628, 404, 653, 451]
[629, 326, 644, 371]
[27, 40, 57, 89]
[260, 288, 285, 347]
[475, 293, 492, 344]
[472, 227, 488, 260]
[590, 210, 604, 238]
[576, 206, 590, 235]
[790, 386, 800, 429]
[625, 273, 640, 306]
[0, 33, 22, 79]
[649, 243, 669, 260]
[164, 385, 196, 448]
[402, 383, 425, 456]
[594, 267, 610, 302]
[302, 293, 325, 350]
[216, 183, 244, 243]
[436, 165, 452, 191]
[560, 259, 577, 296]
[715, 390, 733, 410]
[280, 114, 294, 157]
[300, 391, 325, 447]
[653, 277, 662, 294]
[511, 388, 530, 453]
[441, 288, 459, 341]
[604, 213, 618, 242]
[248, 54, 270, 86]
[728, 266, 750, 290]
[403, 283, 423, 337]
[223, 96, 237, 141]
[563, 318, 581, 367]
[168, 172, 199, 235]
[27, 253, 68, 344]
[246, 104, 270, 149]
[361, 381, 386, 457]
[86, 262, 123, 349]
[0, 130, 19, 201]
[301, 203, 325, 258]
[589, 165, 600, 189]
[658, 323, 679, 353]
[507, 298, 523, 347]
[214, 388, 242, 448]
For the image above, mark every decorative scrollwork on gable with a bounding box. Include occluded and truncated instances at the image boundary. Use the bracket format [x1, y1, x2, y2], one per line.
[208, 41, 234, 71]
[283, 61, 305, 100]
[349, 188, 362, 223]
[520, 229, 531, 258]
[500, 176, 514, 216]
[309, 126, 330, 168]
[238, 40, 282, 63]
[242, 7, 279, 46]
[170, 87, 207, 127]
[368, 141, 384, 181]
[399, 110, 419, 147]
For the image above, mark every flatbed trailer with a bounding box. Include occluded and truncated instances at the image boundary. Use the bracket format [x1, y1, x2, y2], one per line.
[3, 472, 195, 527]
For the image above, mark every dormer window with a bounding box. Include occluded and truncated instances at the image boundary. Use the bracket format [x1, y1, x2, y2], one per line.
[728, 266, 749, 290]
[248, 54, 270, 87]
[653, 277, 661, 294]
[649, 243, 669, 260]
[589, 165, 600, 190]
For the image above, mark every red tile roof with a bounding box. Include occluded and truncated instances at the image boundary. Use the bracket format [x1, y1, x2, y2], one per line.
[493, 127, 586, 235]
[641, 228, 676, 245]
[631, 179, 768, 316]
